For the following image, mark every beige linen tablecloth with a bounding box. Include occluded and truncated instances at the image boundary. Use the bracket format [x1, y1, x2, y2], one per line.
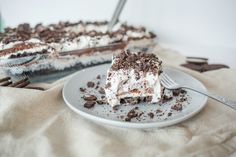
[0, 47, 236, 157]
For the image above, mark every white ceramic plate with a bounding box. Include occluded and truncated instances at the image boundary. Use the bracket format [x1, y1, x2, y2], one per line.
[63, 64, 207, 128]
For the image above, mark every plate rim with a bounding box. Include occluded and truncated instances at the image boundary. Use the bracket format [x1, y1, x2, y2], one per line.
[62, 64, 208, 128]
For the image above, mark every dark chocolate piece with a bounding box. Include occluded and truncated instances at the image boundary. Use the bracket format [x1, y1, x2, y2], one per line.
[148, 112, 154, 119]
[98, 87, 105, 94]
[84, 101, 96, 108]
[87, 81, 95, 88]
[79, 87, 86, 92]
[171, 103, 182, 111]
[83, 95, 97, 101]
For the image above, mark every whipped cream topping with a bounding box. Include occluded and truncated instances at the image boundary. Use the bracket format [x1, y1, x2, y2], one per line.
[0, 38, 54, 59]
[4, 49, 122, 75]
[105, 68, 162, 107]
[0, 21, 156, 74]
[105, 51, 162, 107]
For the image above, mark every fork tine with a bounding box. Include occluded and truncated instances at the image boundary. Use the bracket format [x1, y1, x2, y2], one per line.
[161, 73, 173, 85]
[9, 78, 29, 87]
[161, 78, 171, 88]
[163, 73, 177, 85]
[1, 81, 13, 86]
[0, 77, 11, 83]
[162, 75, 173, 85]
[16, 80, 30, 88]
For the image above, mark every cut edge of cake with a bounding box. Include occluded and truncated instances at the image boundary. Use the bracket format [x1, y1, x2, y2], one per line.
[105, 50, 162, 107]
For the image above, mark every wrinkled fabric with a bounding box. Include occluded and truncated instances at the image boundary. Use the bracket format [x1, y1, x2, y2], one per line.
[0, 46, 236, 157]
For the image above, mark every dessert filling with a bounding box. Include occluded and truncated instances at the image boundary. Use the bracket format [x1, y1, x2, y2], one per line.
[105, 50, 162, 107]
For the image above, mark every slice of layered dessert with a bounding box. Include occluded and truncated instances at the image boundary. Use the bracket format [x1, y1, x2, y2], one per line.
[0, 21, 156, 76]
[105, 50, 163, 107]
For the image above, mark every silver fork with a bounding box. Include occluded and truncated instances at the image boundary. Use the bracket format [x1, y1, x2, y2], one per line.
[161, 72, 236, 110]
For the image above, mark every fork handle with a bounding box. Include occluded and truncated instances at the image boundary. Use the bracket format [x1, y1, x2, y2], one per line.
[183, 87, 236, 110]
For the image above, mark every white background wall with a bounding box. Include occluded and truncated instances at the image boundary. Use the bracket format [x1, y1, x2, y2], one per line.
[0, 0, 236, 68]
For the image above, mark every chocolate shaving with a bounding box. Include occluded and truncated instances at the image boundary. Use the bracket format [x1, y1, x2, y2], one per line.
[125, 109, 138, 122]
[96, 75, 101, 79]
[83, 95, 97, 101]
[171, 103, 183, 111]
[84, 101, 96, 108]
[87, 81, 95, 88]
[105, 82, 111, 88]
[79, 87, 86, 92]
[148, 112, 154, 119]
[111, 50, 162, 74]
[98, 87, 105, 94]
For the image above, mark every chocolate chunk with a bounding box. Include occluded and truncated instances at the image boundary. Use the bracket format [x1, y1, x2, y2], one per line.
[180, 90, 187, 94]
[156, 109, 162, 113]
[105, 82, 111, 88]
[171, 103, 182, 111]
[87, 81, 95, 88]
[113, 105, 119, 110]
[138, 112, 144, 118]
[84, 101, 96, 108]
[96, 75, 101, 79]
[98, 87, 105, 94]
[125, 109, 138, 122]
[101, 95, 106, 99]
[161, 95, 173, 103]
[83, 95, 97, 101]
[96, 100, 106, 105]
[148, 112, 154, 119]
[145, 96, 153, 102]
[168, 112, 172, 117]
[181, 63, 229, 72]
[127, 109, 138, 118]
[110, 50, 162, 74]
[79, 87, 86, 92]
[125, 117, 131, 122]
[172, 89, 181, 96]
[125, 109, 138, 121]
[180, 97, 187, 102]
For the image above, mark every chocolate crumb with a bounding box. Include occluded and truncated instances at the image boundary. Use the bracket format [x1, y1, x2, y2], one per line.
[125, 109, 138, 122]
[180, 89, 187, 94]
[161, 95, 173, 103]
[113, 106, 119, 110]
[105, 82, 111, 88]
[156, 109, 162, 113]
[96, 75, 101, 79]
[98, 87, 105, 94]
[138, 112, 144, 117]
[79, 87, 86, 92]
[172, 90, 181, 96]
[171, 103, 182, 111]
[96, 100, 106, 105]
[180, 97, 187, 102]
[148, 112, 154, 119]
[83, 95, 97, 101]
[87, 81, 95, 88]
[84, 101, 96, 108]
[168, 112, 172, 117]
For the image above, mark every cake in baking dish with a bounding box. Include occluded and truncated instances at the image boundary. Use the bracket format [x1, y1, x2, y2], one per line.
[0, 21, 157, 76]
[105, 50, 163, 107]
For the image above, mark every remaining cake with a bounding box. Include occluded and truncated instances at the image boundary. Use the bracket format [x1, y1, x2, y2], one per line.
[105, 50, 162, 107]
[0, 21, 156, 76]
